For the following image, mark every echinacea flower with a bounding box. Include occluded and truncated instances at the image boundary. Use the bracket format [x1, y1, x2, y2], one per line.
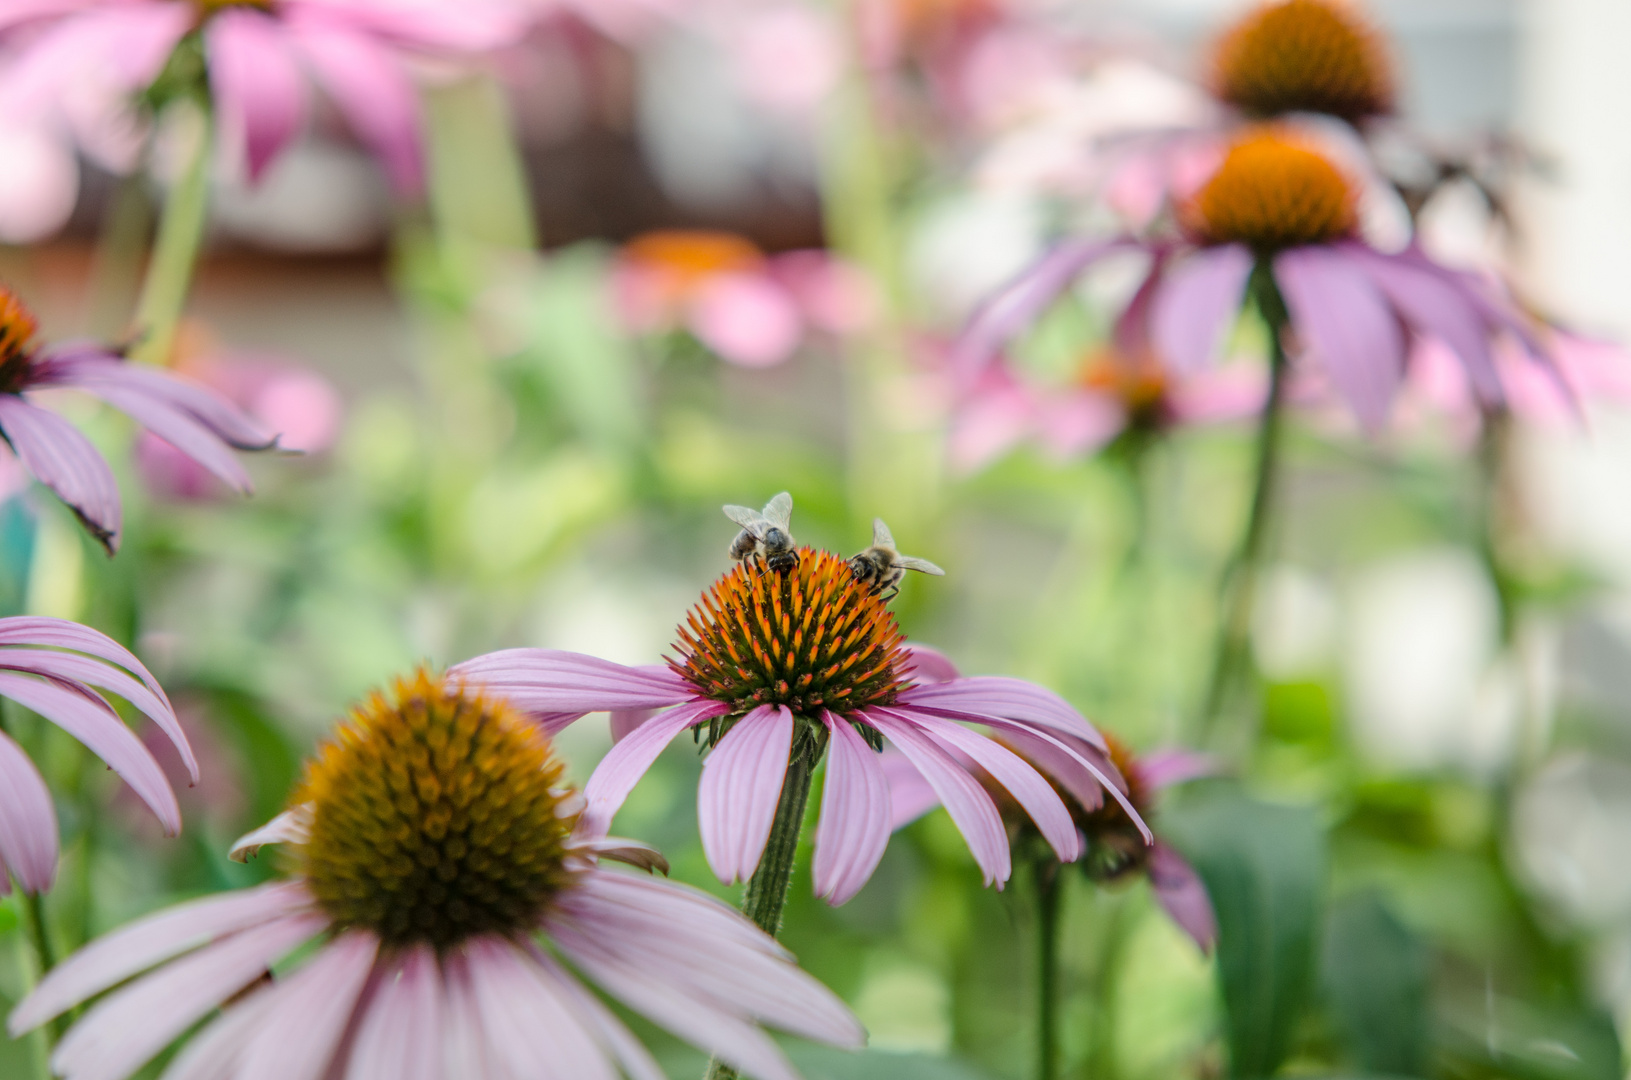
[613, 230, 874, 368]
[1211, 0, 1393, 126]
[0, 285, 277, 552]
[0, 615, 194, 894]
[0, 0, 524, 195]
[452, 541, 1145, 905]
[9, 670, 864, 1080]
[963, 129, 1553, 433]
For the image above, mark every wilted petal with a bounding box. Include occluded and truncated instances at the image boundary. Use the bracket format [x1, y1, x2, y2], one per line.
[1274, 246, 1404, 433]
[229, 805, 313, 863]
[813, 713, 891, 905]
[1148, 841, 1217, 952]
[698, 705, 792, 885]
[1151, 244, 1253, 373]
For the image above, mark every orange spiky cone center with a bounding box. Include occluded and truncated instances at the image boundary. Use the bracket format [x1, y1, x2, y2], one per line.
[1080, 349, 1169, 417]
[1188, 131, 1358, 252]
[294, 670, 582, 949]
[0, 287, 39, 393]
[672, 548, 909, 721]
[1212, 0, 1394, 124]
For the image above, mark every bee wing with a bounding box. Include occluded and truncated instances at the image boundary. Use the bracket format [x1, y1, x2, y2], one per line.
[723, 504, 768, 536]
[871, 517, 895, 550]
[761, 491, 794, 532]
[896, 555, 946, 576]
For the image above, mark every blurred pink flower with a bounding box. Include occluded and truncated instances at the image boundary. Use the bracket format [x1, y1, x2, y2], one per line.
[0, 616, 194, 895]
[0, 0, 526, 194]
[0, 288, 278, 552]
[613, 230, 876, 367]
[0, 118, 78, 243]
[728, 4, 842, 115]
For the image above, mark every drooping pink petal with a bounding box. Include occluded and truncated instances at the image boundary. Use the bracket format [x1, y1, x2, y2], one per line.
[1, 7, 186, 126]
[229, 805, 313, 863]
[207, 9, 308, 184]
[994, 726, 1107, 813]
[238, 931, 379, 1080]
[343, 944, 441, 1080]
[1150, 244, 1254, 373]
[955, 239, 1131, 375]
[0, 617, 172, 712]
[893, 709, 1080, 863]
[901, 644, 959, 685]
[0, 647, 195, 782]
[1273, 246, 1404, 433]
[899, 676, 1105, 747]
[1137, 748, 1217, 791]
[0, 394, 121, 551]
[8, 881, 315, 1034]
[284, 17, 424, 195]
[1112, 249, 1169, 359]
[526, 945, 667, 1080]
[38, 356, 278, 450]
[865, 709, 1010, 886]
[1342, 243, 1502, 407]
[813, 712, 891, 905]
[0, 727, 57, 895]
[698, 705, 792, 885]
[578, 699, 723, 837]
[68, 380, 255, 493]
[45, 911, 326, 1080]
[462, 937, 617, 1080]
[0, 671, 178, 835]
[1148, 841, 1216, 952]
[449, 649, 691, 717]
[880, 748, 941, 829]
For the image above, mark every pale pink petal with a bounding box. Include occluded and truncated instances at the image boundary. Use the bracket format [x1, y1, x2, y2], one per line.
[0, 393, 121, 551]
[948, 372, 1035, 473]
[698, 705, 792, 884]
[1, 8, 184, 125]
[1274, 246, 1404, 434]
[9, 881, 315, 1034]
[578, 699, 722, 837]
[553, 867, 791, 959]
[687, 273, 803, 369]
[47, 911, 327, 1080]
[463, 937, 616, 1080]
[449, 649, 691, 716]
[880, 748, 941, 829]
[993, 726, 1106, 813]
[0, 671, 178, 834]
[285, 17, 423, 195]
[1165, 363, 1269, 424]
[956, 239, 1128, 374]
[0, 647, 195, 782]
[438, 951, 497, 1080]
[1151, 244, 1253, 373]
[896, 710, 1080, 863]
[813, 712, 890, 905]
[282, 0, 524, 52]
[239, 931, 379, 1080]
[526, 946, 666, 1080]
[609, 708, 655, 744]
[898, 677, 1105, 747]
[229, 805, 313, 863]
[39, 357, 278, 450]
[865, 709, 1010, 886]
[1138, 749, 1217, 791]
[1035, 391, 1126, 459]
[1112, 250, 1168, 358]
[158, 987, 280, 1080]
[1148, 841, 1216, 952]
[0, 726, 57, 894]
[0, 617, 173, 710]
[67, 380, 254, 493]
[344, 945, 441, 1080]
[902, 644, 959, 685]
[207, 10, 307, 183]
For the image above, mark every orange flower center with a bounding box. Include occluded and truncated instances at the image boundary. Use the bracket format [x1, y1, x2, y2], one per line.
[1080, 350, 1168, 416]
[1189, 131, 1358, 252]
[623, 230, 765, 300]
[0, 287, 39, 393]
[673, 548, 909, 725]
[1212, 0, 1393, 124]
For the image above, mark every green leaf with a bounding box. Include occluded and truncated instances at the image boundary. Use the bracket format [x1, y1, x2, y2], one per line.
[1443, 997, 1622, 1080]
[1163, 784, 1326, 1080]
[1322, 892, 1429, 1076]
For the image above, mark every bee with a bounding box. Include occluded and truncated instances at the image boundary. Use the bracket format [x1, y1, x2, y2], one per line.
[849, 517, 944, 600]
[723, 491, 799, 574]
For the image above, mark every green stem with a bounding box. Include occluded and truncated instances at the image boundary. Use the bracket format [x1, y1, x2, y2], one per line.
[130, 103, 212, 365]
[1475, 412, 1516, 644]
[22, 890, 67, 1045]
[703, 724, 823, 1080]
[1197, 262, 1290, 748]
[1034, 859, 1062, 1080]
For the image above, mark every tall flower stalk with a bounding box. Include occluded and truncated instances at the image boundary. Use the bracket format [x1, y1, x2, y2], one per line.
[130, 101, 212, 366]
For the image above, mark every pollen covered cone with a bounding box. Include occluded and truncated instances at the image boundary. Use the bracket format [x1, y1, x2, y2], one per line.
[293, 669, 582, 949]
[673, 547, 910, 721]
[1189, 130, 1358, 252]
[1213, 0, 1394, 123]
[0, 286, 38, 388]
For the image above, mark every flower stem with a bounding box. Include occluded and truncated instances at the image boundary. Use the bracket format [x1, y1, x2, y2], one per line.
[1197, 261, 1290, 747]
[21, 889, 68, 1045]
[1034, 858, 1062, 1080]
[130, 102, 212, 366]
[702, 724, 822, 1080]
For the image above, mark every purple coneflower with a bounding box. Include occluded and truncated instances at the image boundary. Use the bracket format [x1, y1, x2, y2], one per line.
[0, 615, 194, 894]
[0, 0, 523, 194]
[9, 670, 863, 1080]
[452, 545, 1146, 911]
[0, 286, 276, 552]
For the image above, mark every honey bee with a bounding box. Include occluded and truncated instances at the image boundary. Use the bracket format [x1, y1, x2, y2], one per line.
[849, 518, 944, 600]
[723, 492, 799, 574]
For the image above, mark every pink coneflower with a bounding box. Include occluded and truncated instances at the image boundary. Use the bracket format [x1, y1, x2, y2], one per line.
[0, 615, 194, 894]
[9, 670, 863, 1080]
[0, 0, 523, 194]
[452, 543, 1146, 906]
[964, 129, 1552, 433]
[0, 285, 276, 552]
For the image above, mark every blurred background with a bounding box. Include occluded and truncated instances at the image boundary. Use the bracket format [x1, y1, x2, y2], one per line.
[1, 0, 1630, 1078]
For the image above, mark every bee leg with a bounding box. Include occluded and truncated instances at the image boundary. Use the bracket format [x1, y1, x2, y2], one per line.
[879, 585, 899, 603]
